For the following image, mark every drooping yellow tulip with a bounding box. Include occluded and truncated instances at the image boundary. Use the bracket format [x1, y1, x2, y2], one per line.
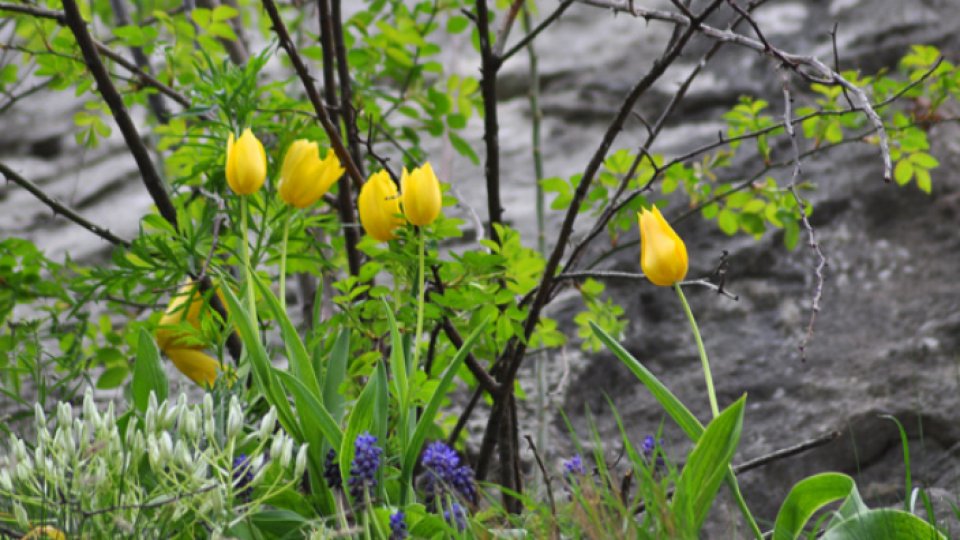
[401, 162, 442, 226]
[22, 526, 66, 540]
[358, 170, 402, 242]
[155, 282, 226, 351]
[225, 128, 267, 195]
[278, 140, 344, 208]
[638, 205, 688, 287]
[165, 347, 224, 387]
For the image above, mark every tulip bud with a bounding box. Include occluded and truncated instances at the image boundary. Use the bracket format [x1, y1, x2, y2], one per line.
[156, 281, 228, 351]
[401, 162, 442, 226]
[638, 206, 688, 287]
[225, 128, 267, 196]
[166, 348, 222, 387]
[278, 140, 344, 208]
[358, 170, 402, 242]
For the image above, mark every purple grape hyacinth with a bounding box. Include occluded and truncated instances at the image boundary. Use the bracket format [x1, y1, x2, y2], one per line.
[443, 502, 468, 532]
[232, 454, 254, 501]
[348, 432, 383, 503]
[389, 510, 408, 540]
[324, 448, 342, 489]
[420, 441, 477, 506]
[563, 454, 585, 478]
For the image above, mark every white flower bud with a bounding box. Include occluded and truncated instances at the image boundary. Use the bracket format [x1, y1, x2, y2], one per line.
[83, 391, 98, 425]
[192, 461, 209, 482]
[125, 416, 140, 446]
[0, 468, 12, 491]
[251, 453, 265, 471]
[294, 444, 308, 478]
[203, 393, 214, 418]
[145, 404, 157, 434]
[280, 438, 294, 469]
[270, 434, 285, 459]
[102, 402, 116, 431]
[258, 407, 277, 441]
[183, 410, 198, 440]
[34, 402, 47, 431]
[57, 401, 72, 427]
[148, 392, 159, 418]
[147, 434, 160, 470]
[159, 432, 173, 464]
[13, 501, 28, 529]
[226, 397, 243, 441]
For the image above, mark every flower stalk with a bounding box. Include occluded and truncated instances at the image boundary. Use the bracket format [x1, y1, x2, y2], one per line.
[674, 283, 719, 418]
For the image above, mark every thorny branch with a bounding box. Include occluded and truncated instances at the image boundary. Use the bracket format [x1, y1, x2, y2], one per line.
[781, 71, 826, 361]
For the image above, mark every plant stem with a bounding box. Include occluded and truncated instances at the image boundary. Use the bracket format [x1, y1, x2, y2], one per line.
[674, 283, 719, 418]
[279, 211, 292, 312]
[241, 197, 257, 323]
[412, 226, 426, 369]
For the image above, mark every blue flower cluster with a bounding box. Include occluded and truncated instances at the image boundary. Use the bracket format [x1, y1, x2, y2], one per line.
[389, 510, 408, 540]
[323, 448, 341, 489]
[420, 441, 477, 506]
[348, 432, 383, 503]
[443, 502, 468, 532]
[562, 454, 585, 478]
[232, 454, 254, 501]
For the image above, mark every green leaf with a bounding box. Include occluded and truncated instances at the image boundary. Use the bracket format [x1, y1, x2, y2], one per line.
[97, 366, 128, 389]
[448, 131, 479, 164]
[254, 274, 320, 395]
[323, 329, 351, 423]
[718, 209, 739, 235]
[821, 509, 945, 540]
[274, 370, 343, 453]
[447, 15, 470, 33]
[132, 329, 168, 413]
[908, 152, 939, 168]
[894, 159, 914, 186]
[672, 396, 746, 534]
[915, 168, 932, 194]
[340, 368, 383, 503]
[249, 509, 307, 537]
[772, 472, 857, 540]
[218, 279, 302, 441]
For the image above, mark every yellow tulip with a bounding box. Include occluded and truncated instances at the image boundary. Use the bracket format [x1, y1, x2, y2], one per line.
[638, 205, 688, 287]
[155, 282, 226, 351]
[401, 162, 442, 226]
[165, 347, 224, 387]
[22, 526, 66, 540]
[278, 140, 344, 208]
[358, 170, 402, 242]
[225, 128, 267, 195]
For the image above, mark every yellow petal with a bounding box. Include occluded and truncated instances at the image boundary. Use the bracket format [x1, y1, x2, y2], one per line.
[401, 162, 442, 226]
[165, 348, 223, 387]
[638, 206, 688, 287]
[358, 170, 402, 242]
[22, 526, 66, 540]
[278, 141, 344, 208]
[226, 128, 267, 196]
[155, 281, 227, 350]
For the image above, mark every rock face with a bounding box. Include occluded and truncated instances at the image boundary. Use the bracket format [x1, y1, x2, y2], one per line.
[3, 0, 960, 536]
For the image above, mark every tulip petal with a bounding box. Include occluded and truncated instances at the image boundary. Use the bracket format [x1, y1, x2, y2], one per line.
[638, 206, 688, 286]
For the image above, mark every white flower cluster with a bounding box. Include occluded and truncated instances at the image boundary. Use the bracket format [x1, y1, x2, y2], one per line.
[0, 390, 307, 535]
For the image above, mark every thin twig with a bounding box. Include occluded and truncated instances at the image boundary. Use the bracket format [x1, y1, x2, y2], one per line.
[733, 430, 841, 474]
[0, 161, 131, 248]
[554, 271, 740, 300]
[524, 435, 558, 525]
[499, 0, 575, 63]
[492, 0, 525, 58]
[579, 0, 893, 181]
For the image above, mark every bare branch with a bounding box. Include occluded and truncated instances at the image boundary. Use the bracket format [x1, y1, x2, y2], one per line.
[499, 0, 575, 63]
[0, 161, 131, 248]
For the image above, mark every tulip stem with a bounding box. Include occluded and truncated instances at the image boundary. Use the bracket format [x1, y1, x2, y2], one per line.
[279, 212, 291, 313]
[412, 226, 426, 370]
[241, 197, 257, 324]
[674, 283, 719, 418]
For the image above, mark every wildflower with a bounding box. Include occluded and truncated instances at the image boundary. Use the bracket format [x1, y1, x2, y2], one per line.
[225, 128, 267, 195]
[232, 454, 254, 502]
[348, 432, 383, 502]
[420, 441, 477, 505]
[22, 526, 66, 540]
[641, 435, 657, 457]
[358, 170, 402, 242]
[401, 162, 442, 226]
[563, 454, 585, 477]
[443, 502, 468, 532]
[638, 205, 688, 286]
[323, 448, 342, 489]
[278, 139, 344, 208]
[155, 281, 225, 350]
[389, 510, 409, 540]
